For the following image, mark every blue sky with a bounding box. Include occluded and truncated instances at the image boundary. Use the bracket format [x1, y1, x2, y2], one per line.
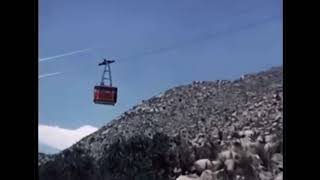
[39, 0, 282, 132]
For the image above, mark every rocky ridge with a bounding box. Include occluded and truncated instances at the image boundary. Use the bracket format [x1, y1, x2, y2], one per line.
[39, 66, 283, 180]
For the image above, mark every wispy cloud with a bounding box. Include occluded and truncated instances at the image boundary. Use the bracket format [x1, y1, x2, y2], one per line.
[39, 48, 91, 62]
[39, 72, 62, 79]
[38, 124, 98, 150]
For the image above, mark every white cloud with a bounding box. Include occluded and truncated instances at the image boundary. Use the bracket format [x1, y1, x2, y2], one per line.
[39, 124, 98, 150]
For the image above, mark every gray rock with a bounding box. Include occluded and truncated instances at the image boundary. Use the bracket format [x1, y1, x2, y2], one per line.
[274, 172, 283, 180]
[259, 171, 273, 180]
[177, 174, 201, 180]
[194, 159, 213, 173]
[200, 169, 215, 180]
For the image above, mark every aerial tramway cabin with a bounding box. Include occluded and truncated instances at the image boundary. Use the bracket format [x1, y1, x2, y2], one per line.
[93, 59, 117, 105]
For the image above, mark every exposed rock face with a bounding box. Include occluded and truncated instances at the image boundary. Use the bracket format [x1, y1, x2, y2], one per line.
[38, 153, 54, 166]
[39, 66, 283, 180]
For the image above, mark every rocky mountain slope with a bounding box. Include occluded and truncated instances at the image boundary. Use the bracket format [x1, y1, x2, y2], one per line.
[39, 66, 283, 180]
